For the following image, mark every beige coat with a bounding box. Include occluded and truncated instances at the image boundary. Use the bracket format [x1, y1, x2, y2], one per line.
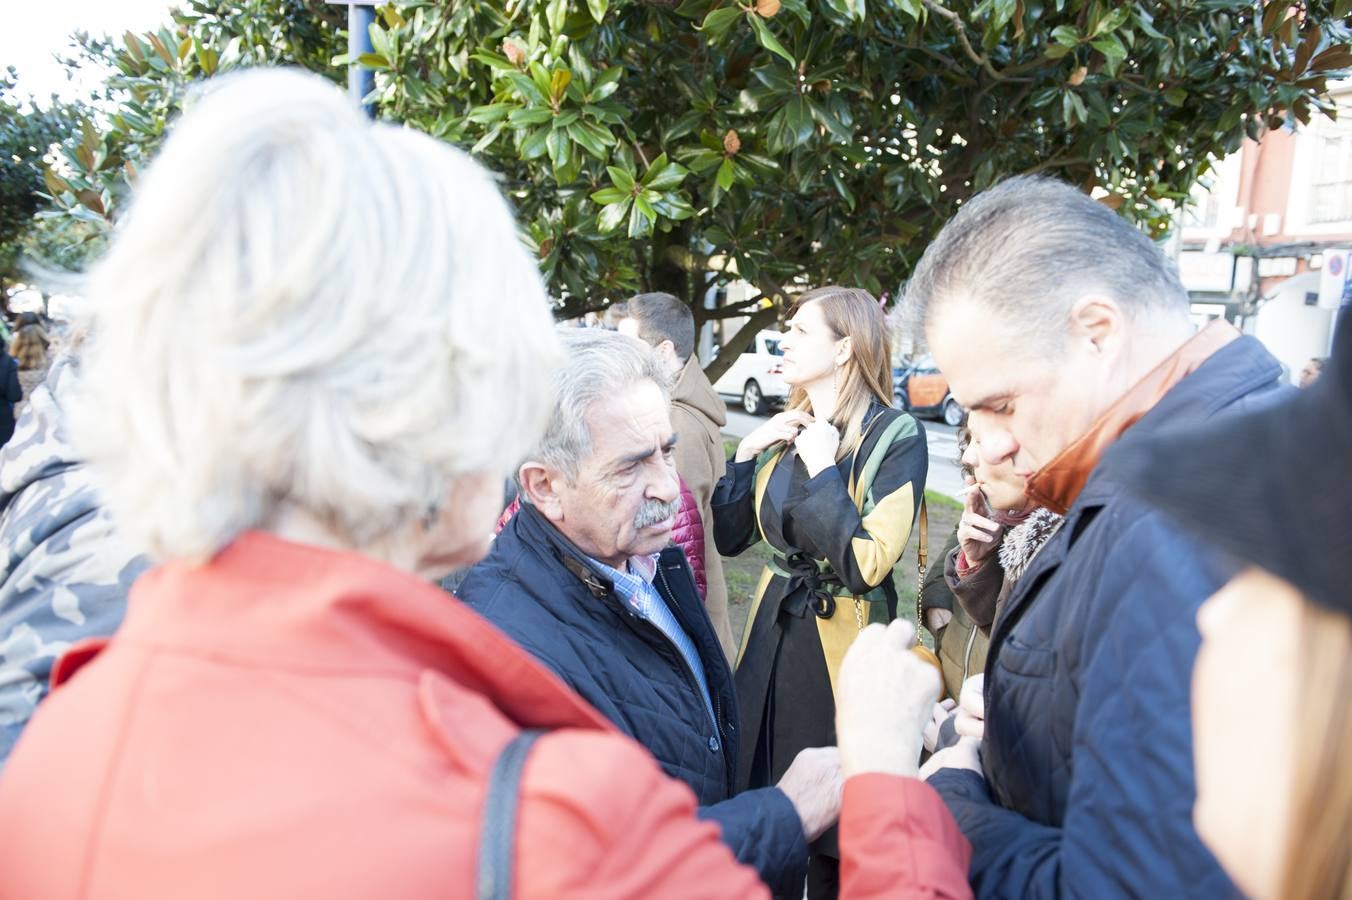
[671, 353, 736, 661]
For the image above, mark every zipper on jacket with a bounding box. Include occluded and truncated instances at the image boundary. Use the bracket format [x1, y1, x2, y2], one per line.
[962, 624, 979, 683]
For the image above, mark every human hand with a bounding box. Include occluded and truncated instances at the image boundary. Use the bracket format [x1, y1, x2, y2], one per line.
[734, 410, 814, 463]
[919, 736, 982, 781]
[795, 421, 842, 477]
[957, 482, 1005, 567]
[953, 673, 985, 740]
[775, 746, 843, 842]
[925, 607, 954, 636]
[836, 619, 941, 779]
[923, 698, 958, 754]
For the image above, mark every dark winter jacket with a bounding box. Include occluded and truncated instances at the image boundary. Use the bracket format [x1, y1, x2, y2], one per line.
[494, 475, 708, 600]
[930, 327, 1286, 898]
[459, 502, 808, 896]
[0, 352, 20, 447]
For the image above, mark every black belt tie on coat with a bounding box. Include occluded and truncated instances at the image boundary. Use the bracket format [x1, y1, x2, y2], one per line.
[772, 550, 843, 620]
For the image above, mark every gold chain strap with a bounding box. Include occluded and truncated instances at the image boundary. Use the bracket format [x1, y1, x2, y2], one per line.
[915, 499, 930, 628]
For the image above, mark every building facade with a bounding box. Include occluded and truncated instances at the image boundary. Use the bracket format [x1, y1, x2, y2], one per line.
[1177, 79, 1351, 381]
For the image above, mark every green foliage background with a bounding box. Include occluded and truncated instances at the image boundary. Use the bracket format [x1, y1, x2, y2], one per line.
[5, 0, 1350, 371]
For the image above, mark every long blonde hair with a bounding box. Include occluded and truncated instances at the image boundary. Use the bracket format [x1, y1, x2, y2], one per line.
[786, 286, 894, 460]
[1278, 600, 1352, 900]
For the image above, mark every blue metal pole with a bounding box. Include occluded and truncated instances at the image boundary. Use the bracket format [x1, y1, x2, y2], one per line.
[348, 3, 376, 118]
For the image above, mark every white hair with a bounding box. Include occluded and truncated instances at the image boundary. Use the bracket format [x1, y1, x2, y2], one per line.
[74, 68, 560, 562]
[528, 328, 671, 483]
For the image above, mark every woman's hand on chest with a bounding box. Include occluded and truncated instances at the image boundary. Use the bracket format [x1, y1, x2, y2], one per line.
[795, 421, 842, 477]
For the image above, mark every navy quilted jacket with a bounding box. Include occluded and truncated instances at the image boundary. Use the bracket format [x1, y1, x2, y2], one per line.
[930, 335, 1285, 899]
[459, 503, 807, 896]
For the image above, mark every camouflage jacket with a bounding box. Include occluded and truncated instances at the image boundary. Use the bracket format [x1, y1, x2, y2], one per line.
[0, 355, 148, 764]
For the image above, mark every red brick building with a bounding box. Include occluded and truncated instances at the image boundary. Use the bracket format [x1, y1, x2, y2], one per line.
[1176, 78, 1351, 380]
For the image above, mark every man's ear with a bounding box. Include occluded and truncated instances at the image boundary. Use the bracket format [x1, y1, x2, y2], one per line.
[654, 338, 684, 371]
[1067, 296, 1125, 360]
[518, 461, 566, 523]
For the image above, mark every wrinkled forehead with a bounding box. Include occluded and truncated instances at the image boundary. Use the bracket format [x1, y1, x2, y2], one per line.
[583, 383, 674, 455]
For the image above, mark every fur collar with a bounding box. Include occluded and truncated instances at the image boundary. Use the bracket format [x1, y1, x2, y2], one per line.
[998, 507, 1065, 583]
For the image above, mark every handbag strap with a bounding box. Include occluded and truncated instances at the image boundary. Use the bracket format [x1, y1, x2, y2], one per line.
[915, 498, 929, 626]
[476, 729, 545, 900]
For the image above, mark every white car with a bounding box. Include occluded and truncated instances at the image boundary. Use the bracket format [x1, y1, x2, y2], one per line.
[713, 330, 790, 415]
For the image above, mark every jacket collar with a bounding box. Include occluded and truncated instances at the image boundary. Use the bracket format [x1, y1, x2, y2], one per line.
[1026, 319, 1240, 515]
[115, 530, 611, 732]
[512, 502, 617, 599]
[672, 354, 727, 428]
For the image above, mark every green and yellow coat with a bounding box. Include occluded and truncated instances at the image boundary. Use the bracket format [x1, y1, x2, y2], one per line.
[712, 400, 929, 799]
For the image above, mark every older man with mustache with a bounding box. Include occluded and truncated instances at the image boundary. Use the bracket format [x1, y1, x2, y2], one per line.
[460, 329, 834, 897]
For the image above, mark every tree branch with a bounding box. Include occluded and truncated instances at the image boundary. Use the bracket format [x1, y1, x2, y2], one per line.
[704, 296, 768, 319]
[702, 304, 782, 383]
[922, 0, 1032, 83]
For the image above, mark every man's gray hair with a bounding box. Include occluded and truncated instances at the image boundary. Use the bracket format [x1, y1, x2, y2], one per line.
[904, 175, 1189, 351]
[625, 292, 696, 363]
[529, 328, 673, 483]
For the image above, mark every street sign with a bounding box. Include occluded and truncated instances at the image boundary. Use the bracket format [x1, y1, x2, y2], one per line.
[1319, 248, 1350, 309]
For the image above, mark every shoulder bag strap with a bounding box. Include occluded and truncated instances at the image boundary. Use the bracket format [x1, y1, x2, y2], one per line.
[476, 729, 545, 900]
[915, 498, 929, 626]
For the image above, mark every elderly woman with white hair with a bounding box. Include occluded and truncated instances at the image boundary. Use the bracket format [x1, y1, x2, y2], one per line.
[0, 69, 972, 900]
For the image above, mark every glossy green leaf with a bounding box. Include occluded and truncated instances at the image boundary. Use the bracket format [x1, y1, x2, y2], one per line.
[716, 157, 735, 190]
[749, 15, 795, 65]
[701, 7, 742, 38]
[606, 165, 636, 193]
[596, 198, 631, 232]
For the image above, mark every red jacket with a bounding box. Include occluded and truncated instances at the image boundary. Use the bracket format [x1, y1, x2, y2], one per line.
[0, 531, 970, 899]
[671, 475, 708, 600]
[496, 476, 708, 600]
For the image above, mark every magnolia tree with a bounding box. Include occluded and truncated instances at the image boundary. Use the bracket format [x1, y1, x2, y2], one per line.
[31, 0, 1352, 375]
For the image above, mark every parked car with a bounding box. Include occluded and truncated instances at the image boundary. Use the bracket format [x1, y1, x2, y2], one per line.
[713, 330, 790, 415]
[893, 355, 964, 426]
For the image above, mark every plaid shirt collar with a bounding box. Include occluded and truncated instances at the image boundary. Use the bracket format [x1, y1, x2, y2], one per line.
[589, 553, 661, 614]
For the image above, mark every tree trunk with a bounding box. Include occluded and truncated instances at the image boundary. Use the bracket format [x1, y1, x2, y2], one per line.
[702, 305, 779, 383]
[648, 221, 693, 307]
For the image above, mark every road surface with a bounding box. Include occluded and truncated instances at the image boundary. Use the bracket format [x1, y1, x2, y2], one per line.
[721, 404, 964, 500]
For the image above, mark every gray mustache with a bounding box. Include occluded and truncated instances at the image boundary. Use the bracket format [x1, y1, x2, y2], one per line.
[633, 497, 679, 529]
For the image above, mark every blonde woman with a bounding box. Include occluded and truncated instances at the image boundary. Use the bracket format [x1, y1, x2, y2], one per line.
[713, 286, 929, 896]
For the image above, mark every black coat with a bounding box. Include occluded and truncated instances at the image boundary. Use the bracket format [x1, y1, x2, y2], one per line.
[0, 353, 21, 447]
[459, 503, 808, 896]
[930, 334, 1286, 898]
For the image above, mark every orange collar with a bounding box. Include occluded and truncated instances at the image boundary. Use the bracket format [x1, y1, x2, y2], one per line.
[1026, 320, 1241, 515]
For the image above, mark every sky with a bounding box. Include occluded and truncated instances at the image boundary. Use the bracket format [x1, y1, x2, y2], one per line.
[2, 0, 176, 102]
